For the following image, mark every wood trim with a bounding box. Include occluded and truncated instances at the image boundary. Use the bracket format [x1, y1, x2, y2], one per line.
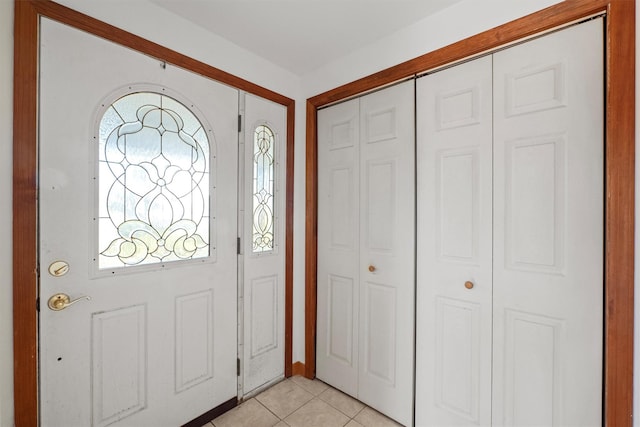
[604, 1, 635, 424]
[307, 1, 616, 108]
[13, 1, 39, 424]
[284, 99, 295, 377]
[33, 1, 291, 107]
[291, 361, 306, 376]
[304, 0, 635, 425]
[304, 100, 318, 380]
[13, 1, 295, 425]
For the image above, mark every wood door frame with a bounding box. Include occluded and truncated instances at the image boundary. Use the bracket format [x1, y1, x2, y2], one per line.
[12, 1, 295, 425]
[304, 0, 635, 425]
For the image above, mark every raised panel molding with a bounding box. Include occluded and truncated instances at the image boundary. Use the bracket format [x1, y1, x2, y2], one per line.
[330, 166, 355, 250]
[503, 309, 565, 426]
[250, 275, 279, 358]
[175, 290, 214, 393]
[363, 282, 396, 385]
[365, 107, 397, 143]
[366, 159, 396, 253]
[505, 134, 566, 274]
[437, 86, 481, 130]
[327, 274, 354, 365]
[436, 149, 479, 263]
[435, 297, 481, 423]
[92, 305, 147, 427]
[330, 117, 357, 150]
[506, 62, 567, 117]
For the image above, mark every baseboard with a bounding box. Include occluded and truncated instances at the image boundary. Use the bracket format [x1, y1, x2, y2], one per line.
[182, 396, 237, 427]
[291, 361, 306, 376]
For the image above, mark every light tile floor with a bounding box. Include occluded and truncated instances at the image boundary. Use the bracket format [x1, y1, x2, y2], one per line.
[207, 376, 403, 427]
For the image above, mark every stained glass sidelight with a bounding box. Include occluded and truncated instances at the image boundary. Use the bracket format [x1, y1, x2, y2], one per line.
[97, 92, 212, 269]
[252, 125, 275, 253]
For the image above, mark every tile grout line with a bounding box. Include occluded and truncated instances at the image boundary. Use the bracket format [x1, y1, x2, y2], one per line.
[252, 397, 286, 423]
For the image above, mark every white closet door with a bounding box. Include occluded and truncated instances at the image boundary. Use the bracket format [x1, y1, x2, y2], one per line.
[492, 19, 603, 426]
[317, 98, 360, 396]
[242, 94, 286, 395]
[317, 81, 415, 426]
[358, 80, 415, 426]
[416, 55, 493, 426]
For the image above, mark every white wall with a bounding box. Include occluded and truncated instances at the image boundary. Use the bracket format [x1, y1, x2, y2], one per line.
[0, 0, 14, 425]
[301, 0, 562, 97]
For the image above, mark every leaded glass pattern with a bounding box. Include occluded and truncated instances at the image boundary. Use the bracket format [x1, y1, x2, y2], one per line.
[97, 92, 212, 269]
[252, 125, 275, 253]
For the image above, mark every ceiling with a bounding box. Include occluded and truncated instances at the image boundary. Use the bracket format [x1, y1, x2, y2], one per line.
[150, 0, 463, 76]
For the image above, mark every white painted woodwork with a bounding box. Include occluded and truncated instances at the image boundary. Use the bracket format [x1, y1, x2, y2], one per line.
[492, 19, 603, 426]
[358, 81, 415, 426]
[416, 19, 603, 427]
[317, 98, 360, 396]
[91, 305, 147, 426]
[317, 81, 415, 426]
[175, 290, 214, 393]
[39, 18, 238, 426]
[416, 55, 493, 426]
[241, 94, 287, 395]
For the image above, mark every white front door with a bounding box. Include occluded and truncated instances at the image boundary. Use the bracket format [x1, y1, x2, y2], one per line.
[317, 81, 415, 426]
[240, 93, 286, 395]
[415, 55, 493, 426]
[39, 18, 239, 426]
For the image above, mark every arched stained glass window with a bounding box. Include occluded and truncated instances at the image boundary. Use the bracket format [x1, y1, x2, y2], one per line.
[253, 124, 275, 253]
[97, 92, 212, 269]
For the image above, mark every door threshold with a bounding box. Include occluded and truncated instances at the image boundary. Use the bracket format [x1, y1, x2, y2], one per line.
[182, 397, 238, 427]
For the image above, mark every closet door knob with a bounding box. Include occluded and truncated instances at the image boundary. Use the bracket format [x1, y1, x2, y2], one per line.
[464, 281, 474, 289]
[368, 265, 376, 272]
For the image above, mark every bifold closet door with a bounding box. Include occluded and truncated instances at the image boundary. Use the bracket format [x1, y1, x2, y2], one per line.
[317, 81, 415, 426]
[317, 97, 360, 397]
[492, 19, 603, 426]
[416, 18, 603, 427]
[416, 55, 493, 426]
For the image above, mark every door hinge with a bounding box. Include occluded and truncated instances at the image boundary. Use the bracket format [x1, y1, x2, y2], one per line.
[238, 114, 242, 133]
[36, 297, 40, 312]
[237, 237, 241, 255]
[237, 358, 241, 376]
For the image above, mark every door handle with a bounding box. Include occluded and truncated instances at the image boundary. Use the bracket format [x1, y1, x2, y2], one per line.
[47, 293, 91, 311]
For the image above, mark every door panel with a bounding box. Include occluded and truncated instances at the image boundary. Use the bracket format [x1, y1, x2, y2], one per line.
[492, 19, 603, 426]
[317, 81, 415, 426]
[358, 81, 415, 426]
[435, 297, 481, 421]
[317, 99, 360, 396]
[91, 305, 147, 427]
[416, 55, 493, 426]
[39, 18, 238, 426]
[241, 94, 286, 395]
